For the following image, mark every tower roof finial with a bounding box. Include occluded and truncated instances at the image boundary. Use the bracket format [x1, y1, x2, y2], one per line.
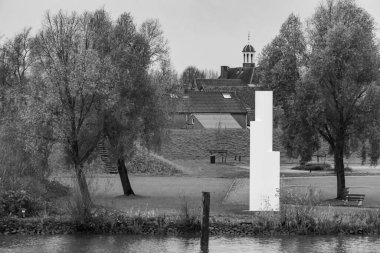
[242, 32, 255, 52]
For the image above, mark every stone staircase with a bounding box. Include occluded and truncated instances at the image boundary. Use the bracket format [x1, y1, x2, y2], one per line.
[97, 139, 118, 174]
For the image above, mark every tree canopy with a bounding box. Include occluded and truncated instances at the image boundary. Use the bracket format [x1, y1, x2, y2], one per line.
[258, 0, 380, 198]
[0, 9, 176, 204]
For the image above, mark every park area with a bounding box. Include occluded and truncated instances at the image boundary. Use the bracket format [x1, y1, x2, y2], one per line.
[51, 156, 380, 218]
[1, 0, 380, 241]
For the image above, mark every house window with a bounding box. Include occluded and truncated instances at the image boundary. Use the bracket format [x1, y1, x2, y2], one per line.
[191, 118, 194, 124]
[222, 93, 231, 99]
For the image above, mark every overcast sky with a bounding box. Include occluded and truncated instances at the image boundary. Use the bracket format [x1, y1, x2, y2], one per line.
[0, 0, 379, 74]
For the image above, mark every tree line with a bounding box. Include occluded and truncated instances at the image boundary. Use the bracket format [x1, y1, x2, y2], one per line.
[1, 0, 379, 204]
[0, 9, 180, 206]
[258, 0, 380, 198]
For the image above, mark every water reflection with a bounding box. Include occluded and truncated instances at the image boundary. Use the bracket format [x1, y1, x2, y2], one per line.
[0, 234, 379, 253]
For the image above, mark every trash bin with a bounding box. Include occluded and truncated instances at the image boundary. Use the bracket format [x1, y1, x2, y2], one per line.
[210, 155, 215, 164]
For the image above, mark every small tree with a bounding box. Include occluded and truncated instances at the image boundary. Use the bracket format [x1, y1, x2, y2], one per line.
[139, 18, 169, 65]
[180, 66, 205, 88]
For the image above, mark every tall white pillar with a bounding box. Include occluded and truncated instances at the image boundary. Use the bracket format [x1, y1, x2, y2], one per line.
[249, 91, 280, 211]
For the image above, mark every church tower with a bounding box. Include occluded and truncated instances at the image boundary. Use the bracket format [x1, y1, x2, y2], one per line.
[242, 33, 255, 68]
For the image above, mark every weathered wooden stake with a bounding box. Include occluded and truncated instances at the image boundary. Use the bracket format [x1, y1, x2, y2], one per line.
[200, 191, 210, 251]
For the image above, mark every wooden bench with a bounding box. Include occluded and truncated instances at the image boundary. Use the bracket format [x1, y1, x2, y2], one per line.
[343, 188, 365, 207]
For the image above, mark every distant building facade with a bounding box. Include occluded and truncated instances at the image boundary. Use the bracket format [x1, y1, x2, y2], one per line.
[171, 91, 248, 129]
[196, 40, 259, 91]
[171, 39, 260, 129]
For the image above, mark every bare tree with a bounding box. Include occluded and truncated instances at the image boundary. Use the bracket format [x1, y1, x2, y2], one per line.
[139, 18, 169, 66]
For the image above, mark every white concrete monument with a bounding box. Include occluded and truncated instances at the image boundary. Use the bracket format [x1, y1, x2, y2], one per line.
[249, 91, 280, 211]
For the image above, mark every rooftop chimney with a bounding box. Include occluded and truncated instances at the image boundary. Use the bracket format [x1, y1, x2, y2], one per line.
[220, 66, 229, 79]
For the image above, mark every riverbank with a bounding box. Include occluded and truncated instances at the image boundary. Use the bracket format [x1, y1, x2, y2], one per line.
[2, 163, 380, 238]
[2, 234, 380, 253]
[1, 203, 380, 237]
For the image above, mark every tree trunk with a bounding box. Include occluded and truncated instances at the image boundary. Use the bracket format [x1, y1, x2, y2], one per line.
[117, 159, 135, 195]
[74, 164, 93, 206]
[334, 139, 346, 199]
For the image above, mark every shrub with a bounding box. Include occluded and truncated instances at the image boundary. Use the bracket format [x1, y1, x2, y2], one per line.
[2, 176, 44, 196]
[344, 167, 353, 172]
[0, 190, 47, 217]
[126, 151, 181, 175]
[280, 185, 323, 206]
[66, 189, 92, 225]
[1, 176, 70, 200]
[41, 179, 70, 200]
[1, 176, 44, 194]
[177, 196, 200, 232]
[291, 163, 332, 171]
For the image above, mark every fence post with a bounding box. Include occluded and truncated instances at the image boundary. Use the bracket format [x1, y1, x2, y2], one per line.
[201, 191, 210, 251]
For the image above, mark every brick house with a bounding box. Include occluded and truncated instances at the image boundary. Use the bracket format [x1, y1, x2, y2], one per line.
[171, 91, 248, 129]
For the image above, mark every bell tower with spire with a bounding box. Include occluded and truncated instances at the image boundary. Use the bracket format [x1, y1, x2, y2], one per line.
[242, 33, 256, 68]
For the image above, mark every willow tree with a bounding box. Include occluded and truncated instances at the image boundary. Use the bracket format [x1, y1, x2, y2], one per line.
[28, 11, 115, 205]
[259, 0, 380, 199]
[90, 11, 173, 196]
[306, 0, 380, 198]
[103, 12, 150, 195]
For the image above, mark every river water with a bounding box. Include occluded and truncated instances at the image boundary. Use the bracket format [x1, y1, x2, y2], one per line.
[0, 234, 379, 253]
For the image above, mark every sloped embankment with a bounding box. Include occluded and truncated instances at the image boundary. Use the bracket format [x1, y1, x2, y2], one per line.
[126, 151, 183, 176]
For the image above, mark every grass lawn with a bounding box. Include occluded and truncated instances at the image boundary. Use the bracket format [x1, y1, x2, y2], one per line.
[224, 176, 380, 208]
[45, 157, 380, 236]
[53, 175, 235, 216]
[50, 156, 380, 219]
[168, 158, 380, 178]
[52, 172, 380, 220]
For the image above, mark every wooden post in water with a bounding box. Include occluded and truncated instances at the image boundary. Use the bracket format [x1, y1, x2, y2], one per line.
[200, 191, 210, 251]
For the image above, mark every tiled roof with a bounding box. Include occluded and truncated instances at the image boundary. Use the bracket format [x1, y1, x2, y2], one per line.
[178, 92, 247, 114]
[194, 113, 242, 129]
[196, 66, 257, 90]
[196, 79, 246, 90]
[225, 67, 255, 84]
